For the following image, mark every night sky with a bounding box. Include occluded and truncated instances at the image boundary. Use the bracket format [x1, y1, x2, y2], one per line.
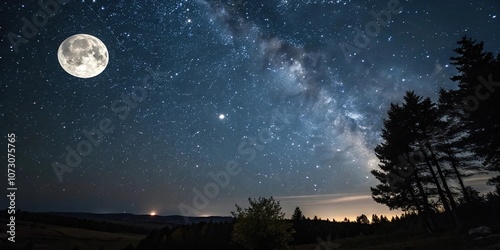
[1, 0, 499, 220]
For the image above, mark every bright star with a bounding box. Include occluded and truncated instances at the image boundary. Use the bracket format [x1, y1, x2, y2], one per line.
[219, 114, 225, 120]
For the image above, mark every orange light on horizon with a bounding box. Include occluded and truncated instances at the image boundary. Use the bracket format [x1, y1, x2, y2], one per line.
[150, 211, 156, 216]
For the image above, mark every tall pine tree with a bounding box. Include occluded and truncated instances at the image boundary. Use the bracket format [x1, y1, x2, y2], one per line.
[447, 36, 500, 192]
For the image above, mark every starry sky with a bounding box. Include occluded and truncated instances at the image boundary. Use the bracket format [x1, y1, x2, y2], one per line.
[1, 0, 499, 221]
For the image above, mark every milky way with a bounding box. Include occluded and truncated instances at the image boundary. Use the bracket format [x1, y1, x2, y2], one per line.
[1, 0, 498, 219]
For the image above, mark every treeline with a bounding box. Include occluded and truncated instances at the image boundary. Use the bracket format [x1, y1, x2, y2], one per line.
[136, 210, 433, 250]
[371, 36, 500, 233]
[1, 210, 151, 235]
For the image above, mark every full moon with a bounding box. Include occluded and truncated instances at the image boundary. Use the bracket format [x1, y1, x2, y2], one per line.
[57, 34, 109, 78]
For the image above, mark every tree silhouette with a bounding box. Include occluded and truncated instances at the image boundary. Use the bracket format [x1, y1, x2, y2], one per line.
[371, 36, 500, 232]
[371, 92, 438, 232]
[370, 91, 471, 231]
[291, 206, 305, 221]
[448, 36, 500, 193]
[356, 214, 370, 224]
[231, 197, 294, 250]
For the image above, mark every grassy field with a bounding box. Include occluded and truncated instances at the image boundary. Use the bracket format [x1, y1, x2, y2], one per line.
[3, 220, 500, 249]
[1, 220, 146, 250]
[290, 231, 500, 250]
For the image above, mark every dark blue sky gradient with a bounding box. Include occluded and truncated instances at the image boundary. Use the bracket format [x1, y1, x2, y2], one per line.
[1, 0, 498, 220]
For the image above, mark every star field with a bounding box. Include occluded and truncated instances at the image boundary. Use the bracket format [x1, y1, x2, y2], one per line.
[0, 0, 498, 219]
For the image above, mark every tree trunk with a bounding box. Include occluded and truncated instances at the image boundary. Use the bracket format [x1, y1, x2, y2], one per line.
[446, 150, 469, 203]
[408, 184, 434, 234]
[425, 142, 462, 228]
[411, 164, 436, 232]
[425, 143, 457, 210]
[419, 149, 451, 213]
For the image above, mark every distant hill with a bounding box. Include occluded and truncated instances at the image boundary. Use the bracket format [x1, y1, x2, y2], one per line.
[46, 212, 233, 229]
